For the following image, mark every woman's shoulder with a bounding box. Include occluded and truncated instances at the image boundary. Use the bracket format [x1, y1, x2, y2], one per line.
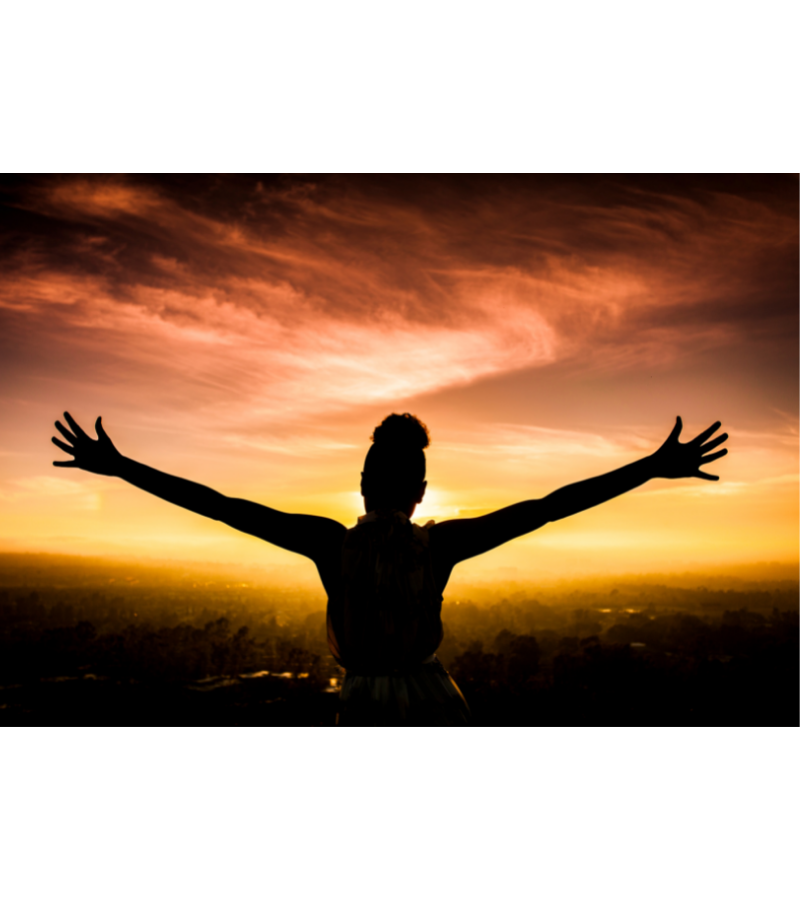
[411, 519, 436, 542]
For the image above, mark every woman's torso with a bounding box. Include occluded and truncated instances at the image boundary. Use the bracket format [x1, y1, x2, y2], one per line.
[322, 510, 450, 673]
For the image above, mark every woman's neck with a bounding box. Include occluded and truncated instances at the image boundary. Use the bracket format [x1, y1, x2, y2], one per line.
[364, 498, 417, 519]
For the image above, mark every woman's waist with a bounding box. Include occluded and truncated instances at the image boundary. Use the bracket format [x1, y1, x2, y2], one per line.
[326, 607, 443, 671]
[344, 654, 439, 677]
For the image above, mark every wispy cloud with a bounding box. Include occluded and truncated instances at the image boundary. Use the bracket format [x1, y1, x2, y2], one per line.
[1, 476, 102, 510]
[438, 422, 632, 459]
[2, 175, 796, 437]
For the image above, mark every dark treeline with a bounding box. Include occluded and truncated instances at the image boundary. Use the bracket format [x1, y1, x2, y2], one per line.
[0, 555, 797, 725]
[438, 594, 798, 726]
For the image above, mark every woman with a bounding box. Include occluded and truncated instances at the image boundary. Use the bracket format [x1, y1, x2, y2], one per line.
[51, 410, 728, 725]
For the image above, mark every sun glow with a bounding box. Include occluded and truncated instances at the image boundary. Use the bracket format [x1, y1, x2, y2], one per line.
[416, 488, 461, 523]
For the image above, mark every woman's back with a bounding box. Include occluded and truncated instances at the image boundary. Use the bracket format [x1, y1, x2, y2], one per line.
[326, 509, 443, 673]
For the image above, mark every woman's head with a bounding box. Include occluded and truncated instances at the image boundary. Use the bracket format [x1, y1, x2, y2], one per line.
[361, 413, 429, 514]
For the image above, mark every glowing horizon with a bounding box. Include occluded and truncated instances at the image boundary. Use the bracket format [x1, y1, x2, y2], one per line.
[1, 175, 797, 584]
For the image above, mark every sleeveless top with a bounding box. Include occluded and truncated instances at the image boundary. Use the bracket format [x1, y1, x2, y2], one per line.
[326, 510, 444, 674]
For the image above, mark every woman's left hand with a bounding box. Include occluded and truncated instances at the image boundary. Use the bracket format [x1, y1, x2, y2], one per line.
[650, 416, 728, 481]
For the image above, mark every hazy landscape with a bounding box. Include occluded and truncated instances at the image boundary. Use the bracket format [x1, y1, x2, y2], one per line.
[1, 553, 796, 726]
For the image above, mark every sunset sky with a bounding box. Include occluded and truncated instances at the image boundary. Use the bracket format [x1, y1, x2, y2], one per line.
[1, 174, 797, 585]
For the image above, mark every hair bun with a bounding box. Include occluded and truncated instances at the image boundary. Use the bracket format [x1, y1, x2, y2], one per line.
[371, 413, 430, 450]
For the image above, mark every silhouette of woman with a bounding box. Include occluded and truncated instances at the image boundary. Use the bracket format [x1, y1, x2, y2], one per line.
[52, 410, 728, 725]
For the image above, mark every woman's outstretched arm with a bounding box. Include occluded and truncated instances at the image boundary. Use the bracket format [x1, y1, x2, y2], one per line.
[431, 417, 728, 566]
[51, 412, 346, 561]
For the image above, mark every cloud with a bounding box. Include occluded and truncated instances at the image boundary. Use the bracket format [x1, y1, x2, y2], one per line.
[438, 422, 633, 459]
[9, 475, 87, 495]
[1, 175, 796, 443]
[1, 476, 102, 510]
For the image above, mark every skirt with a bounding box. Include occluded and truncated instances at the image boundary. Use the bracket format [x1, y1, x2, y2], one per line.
[337, 655, 471, 726]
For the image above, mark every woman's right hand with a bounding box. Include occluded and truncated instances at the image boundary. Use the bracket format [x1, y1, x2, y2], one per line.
[52, 412, 123, 476]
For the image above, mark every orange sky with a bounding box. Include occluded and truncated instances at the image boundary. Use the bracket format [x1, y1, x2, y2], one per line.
[1, 175, 797, 584]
